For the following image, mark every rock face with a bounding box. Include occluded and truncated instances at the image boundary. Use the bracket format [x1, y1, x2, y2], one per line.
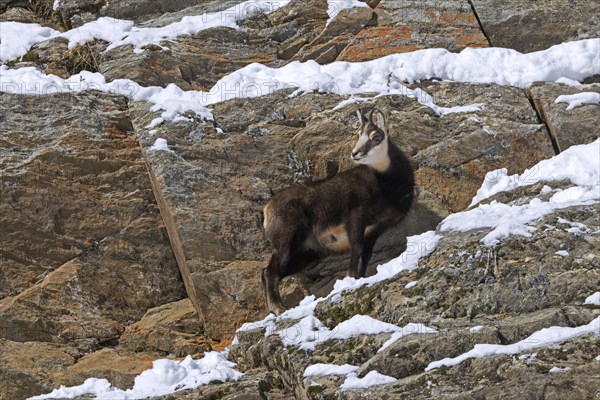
[470, 0, 600, 52]
[44, 0, 240, 29]
[231, 181, 600, 399]
[99, 27, 281, 91]
[1, 0, 599, 398]
[339, 0, 488, 62]
[529, 82, 600, 152]
[0, 91, 185, 399]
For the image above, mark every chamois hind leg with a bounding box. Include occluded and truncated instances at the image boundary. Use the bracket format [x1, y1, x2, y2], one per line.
[262, 245, 319, 316]
[262, 224, 304, 316]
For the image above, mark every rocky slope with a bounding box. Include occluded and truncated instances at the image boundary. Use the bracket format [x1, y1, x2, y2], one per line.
[0, 0, 599, 399]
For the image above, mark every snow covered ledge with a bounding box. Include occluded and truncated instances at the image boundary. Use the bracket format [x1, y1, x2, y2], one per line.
[2, 39, 599, 128]
[440, 140, 600, 246]
[425, 317, 600, 372]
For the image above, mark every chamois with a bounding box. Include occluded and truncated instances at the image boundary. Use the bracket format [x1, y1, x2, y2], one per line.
[262, 108, 415, 315]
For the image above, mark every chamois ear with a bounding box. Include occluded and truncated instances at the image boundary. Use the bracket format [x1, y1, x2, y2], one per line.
[356, 107, 366, 125]
[371, 109, 387, 135]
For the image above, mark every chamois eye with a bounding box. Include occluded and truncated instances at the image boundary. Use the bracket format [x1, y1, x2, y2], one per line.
[368, 130, 380, 140]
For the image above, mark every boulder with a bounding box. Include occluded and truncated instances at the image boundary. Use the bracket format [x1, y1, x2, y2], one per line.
[0, 339, 75, 400]
[297, 6, 377, 64]
[99, 27, 281, 91]
[0, 91, 185, 345]
[0, 0, 28, 14]
[52, 0, 236, 28]
[338, 0, 488, 62]
[60, 348, 156, 390]
[470, 0, 600, 52]
[119, 298, 213, 357]
[528, 82, 600, 152]
[0, 7, 45, 23]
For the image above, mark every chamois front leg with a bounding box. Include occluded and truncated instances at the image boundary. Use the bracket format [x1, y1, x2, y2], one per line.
[357, 234, 378, 278]
[357, 223, 386, 277]
[346, 209, 366, 278]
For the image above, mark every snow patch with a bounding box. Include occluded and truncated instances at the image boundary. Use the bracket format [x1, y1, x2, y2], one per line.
[0, 65, 214, 123]
[3, 40, 600, 130]
[340, 371, 397, 391]
[148, 138, 174, 153]
[269, 313, 438, 353]
[378, 323, 438, 353]
[331, 231, 441, 295]
[208, 39, 600, 106]
[444, 140, 600, 246]
[276, 315, 331, 351]
[425, 317, 600, 371]
[29, 352, 242, 400]
[470, 139, 600, 206]
[303, 364, 359, 377]
[518, 353, 538, 364]
[274, 314, 404, 352]
[1, 1, 292, 59]
[405, 280, 418, 289]
[469, 326, 484, 332]
[330, 315, 403, 340]
[549, 366, 572, 373]
[28, 379, 114, 400]
[0, 22, 59, 62]
[555, 92, 600, 110]
[584, 292, 600, 306]
[555, 250, 569, 257]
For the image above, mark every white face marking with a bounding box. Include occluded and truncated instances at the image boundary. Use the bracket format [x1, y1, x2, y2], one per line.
[352, 134, 390, 172]
[352, 133, 369, 156]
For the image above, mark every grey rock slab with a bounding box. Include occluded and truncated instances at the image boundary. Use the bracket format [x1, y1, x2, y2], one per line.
[53, 0, 243, 28]
[338, 0, 488, 62]
[341, 335, 600, 399]
[129, 94, 307, 338]
[0, 91, 185, 397]
[470, 0, 600, 52]
[100, 26, 281, 91]
[119, 298, 212, 357]
[412, 82, 555, 212]
[528, 82, 600, 152]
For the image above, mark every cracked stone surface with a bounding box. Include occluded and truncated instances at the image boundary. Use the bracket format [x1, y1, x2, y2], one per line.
[337, 0, 488, 62]
[528, 82, 600, 152]
[0, 91, 185, 399]
[470, 0, 600, 52]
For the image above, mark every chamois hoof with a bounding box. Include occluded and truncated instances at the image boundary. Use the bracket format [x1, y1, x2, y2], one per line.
[269, 304, 287, 316]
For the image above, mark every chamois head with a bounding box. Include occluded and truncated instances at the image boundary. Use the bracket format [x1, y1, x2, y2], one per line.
[352, 108, 390, 172]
